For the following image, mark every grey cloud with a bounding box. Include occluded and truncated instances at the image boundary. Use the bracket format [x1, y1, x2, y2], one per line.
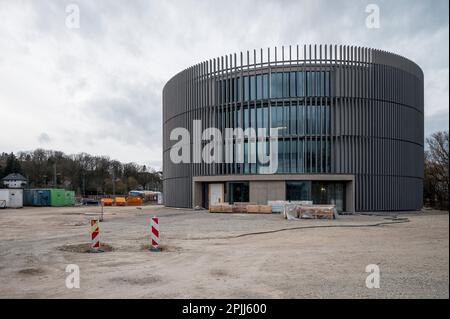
[38, 132, 51, 144]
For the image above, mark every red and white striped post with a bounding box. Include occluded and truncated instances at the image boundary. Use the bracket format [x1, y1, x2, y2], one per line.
[90, 218, 101, 251]
[150, 216, 160, 252]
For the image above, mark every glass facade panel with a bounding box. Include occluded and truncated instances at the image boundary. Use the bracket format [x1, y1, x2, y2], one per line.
[250, 75, 256, 100]
[256, 75, 262, 100]
[271, 73, 283, 98]
[216, 70, 329, 103]
[244, 76, 249, 101]
[228, 182, 249, 203]
[312, 182, 346, 212]
[282, 72, 290, 97]
[243, 108, 249, 129]
[290, 105, 297, 135]
[286, 181, 311, 201]
[263, 74, 269, 99]
[290, 72, 296, 97]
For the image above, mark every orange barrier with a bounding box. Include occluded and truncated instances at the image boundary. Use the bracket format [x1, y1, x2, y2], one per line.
[127, 196, 142, 206]
[101, 198, 113, 206]
[115, 197, 126, 206]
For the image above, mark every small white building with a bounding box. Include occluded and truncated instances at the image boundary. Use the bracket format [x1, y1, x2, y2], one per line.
[0, 189, 23, 208]
[1, 173, 28, 189]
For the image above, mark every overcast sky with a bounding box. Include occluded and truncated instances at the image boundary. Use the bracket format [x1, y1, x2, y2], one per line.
[0, 0, 448, 170]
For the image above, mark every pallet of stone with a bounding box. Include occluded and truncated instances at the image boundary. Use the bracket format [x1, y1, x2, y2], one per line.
[232, 202, 257, 213]
[298, 205, 335, 219]
[246, 204, 272, 214]
[209, 204, 233, 213]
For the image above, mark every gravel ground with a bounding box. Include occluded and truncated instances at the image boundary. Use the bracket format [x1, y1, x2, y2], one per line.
[0, 205, 448, 298]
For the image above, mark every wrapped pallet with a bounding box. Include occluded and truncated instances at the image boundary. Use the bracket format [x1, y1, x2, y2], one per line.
[268, 200, 288, 213]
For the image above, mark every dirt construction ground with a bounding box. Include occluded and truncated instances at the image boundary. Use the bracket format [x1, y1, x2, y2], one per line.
[0, 205, 448, 298]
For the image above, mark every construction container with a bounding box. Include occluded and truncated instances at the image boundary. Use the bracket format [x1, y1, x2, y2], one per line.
[23, 189, 34, 206]
[64, 190, 75, 206]
[115, 197, 126, 206]
[101, 198, 113, 206]
[0, 189, 23, 208]
[48, 188, 66, 207]
[23, 189, 51, 206]
[127, 196, 142, 206]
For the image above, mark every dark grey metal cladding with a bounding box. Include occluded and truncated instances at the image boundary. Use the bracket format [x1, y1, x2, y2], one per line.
[162, 45, 424, 210]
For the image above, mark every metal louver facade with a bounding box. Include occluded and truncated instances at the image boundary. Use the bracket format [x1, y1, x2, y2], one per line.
[162, 45, 424, 211]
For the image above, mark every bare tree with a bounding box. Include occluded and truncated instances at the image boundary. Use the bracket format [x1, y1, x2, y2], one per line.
[424, 131, 449, 210]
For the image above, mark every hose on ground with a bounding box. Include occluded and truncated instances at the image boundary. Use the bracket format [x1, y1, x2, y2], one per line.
[174, 218, 410, 240]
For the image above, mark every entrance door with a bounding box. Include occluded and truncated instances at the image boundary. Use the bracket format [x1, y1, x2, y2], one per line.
[209, 183, 224, 208]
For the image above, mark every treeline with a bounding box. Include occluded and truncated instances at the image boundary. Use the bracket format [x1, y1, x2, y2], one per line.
[0, 149, 162, 196]
[424, 130, 449, 210]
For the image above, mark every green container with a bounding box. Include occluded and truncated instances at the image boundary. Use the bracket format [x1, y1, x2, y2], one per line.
[48, 188, 66, 206]
[64, 190, 75, 206]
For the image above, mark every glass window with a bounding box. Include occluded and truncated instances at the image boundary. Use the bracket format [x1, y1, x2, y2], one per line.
[277, 140, 284, 173]
[263, 106, 269, 136]
[291, 140, 297, 172]
[311, 139, 317, 173]
[256, 75, 262, 100]
[298, 139, 304, 173]
[263, 74, 269, 99]
[236, 77, 241, 101]
[307, 72, 315, 96]
[270, 105, 277, 130]
[277, 105, 284, 133]
[244, 141, 249, 174]
[283, 72, 290, 97]
[250, 140, 256, 174]
[271, 73, 283, 98]
[290, 72, 296, 97]
[306, 139, 311, 173]
[237, 108, 242, 129]
[297, 72, 305, 97]
[250, 107, 255, 129]
[325, 72, 330, 96]
[283, 104, 289, 136]
[243, 76, 249, 101]
[226, 78, 230, 103]
[290, 105, 297, 135]
[257, 107, 262, 132]
[298, 105, 304, 135]
[316, 72, 322, 96]
[244, 108, 249, 130]
[250, 75, 256, 100]
[286, 181, 311, 201]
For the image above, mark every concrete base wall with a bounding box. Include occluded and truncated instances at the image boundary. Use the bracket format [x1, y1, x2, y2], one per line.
[193, 174, 356, 212]
[249, 181, 285, 204]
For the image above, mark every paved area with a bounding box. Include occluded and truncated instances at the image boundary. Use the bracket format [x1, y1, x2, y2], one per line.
[0, 206, 448, 298]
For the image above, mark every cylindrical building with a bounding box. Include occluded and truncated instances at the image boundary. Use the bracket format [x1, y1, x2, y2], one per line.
[162, 45, 424, 212]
